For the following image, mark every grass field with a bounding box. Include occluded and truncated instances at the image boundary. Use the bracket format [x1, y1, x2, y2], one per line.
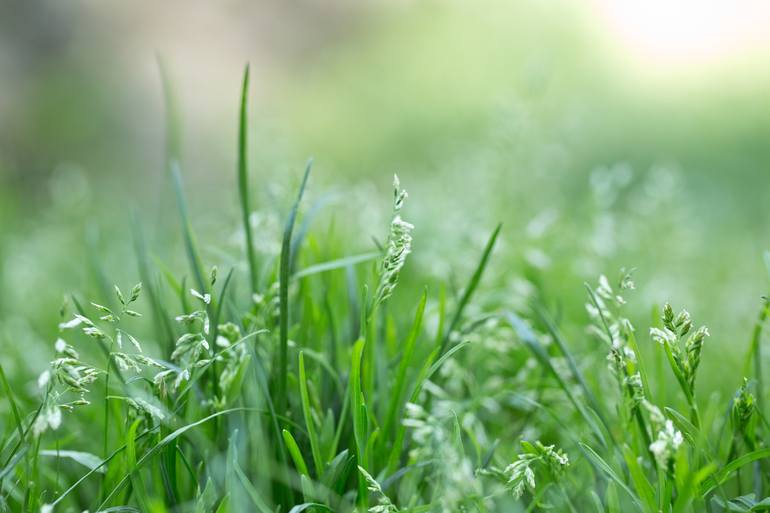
[3, 3, 770, 512]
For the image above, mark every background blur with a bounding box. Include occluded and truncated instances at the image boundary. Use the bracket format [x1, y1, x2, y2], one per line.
[2, 0, 770, 395]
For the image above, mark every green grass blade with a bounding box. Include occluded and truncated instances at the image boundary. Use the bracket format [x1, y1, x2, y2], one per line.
[130, 211, 175, 355]
[282, 429, 310, 477]
[277, 160, 312, 414]
[249, 339, 291, 506]
[701, 447, 770, 494]
[0, 448, 27, 481]
[292, 252, 380, 280]
[621, 445, 657, 513]
[157, 55, 181, 166]
[533, 304, 609, 429]
[96, 408, 253, 509]
[0, 362, 24, 443]
[579, 443, 644, 512]
[386, 338, 471, 473]
[506, 311, 610, 449]
[299, 352, 325, 478]
[288, 503, 334, 513]
[158, 57, 206, 295]
[438, 223, 501, 356]
[382, 289, 427, 443]
[39, 450, 106, 474]
[125, 419, 151, 512]
[234, 462, 273, 513]
[237, 64, 258, 295]
[350, 338, 368, 506]
[170, 162, 207, 293]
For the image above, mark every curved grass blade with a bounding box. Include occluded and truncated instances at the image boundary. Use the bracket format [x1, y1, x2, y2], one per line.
[237, 64, 258, 295]
[131, 211, 175, 354]
[39, 450, 106, 474]
[533, 304, 609, 430]
[438, 223, 501, 356]
[157, 55, 181, 167]
[290, 193, 336, 275]
[96, 408, 254, 509]
[292, 252, 380, 281]
[230, 430, 273, 513]
[579, 443, 644, 512]
[701, 448, 770, 495]
[277, 160, 312, 414]
[125, 419, 151, 511]
[282, 429, 310, 477]
[621, 445, 656, 513]
[170, 162, 206, 294]
[387, 339, 471, 473]
[288, 503, 334, 513]
[506, 311, 610, 449]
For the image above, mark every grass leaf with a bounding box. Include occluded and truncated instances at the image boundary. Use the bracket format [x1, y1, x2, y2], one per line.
[438, 223, 501, 356]
[277, 160, 312, 414]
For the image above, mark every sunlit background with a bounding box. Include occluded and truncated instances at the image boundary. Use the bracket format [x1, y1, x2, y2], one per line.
[2, 0, 770, 394]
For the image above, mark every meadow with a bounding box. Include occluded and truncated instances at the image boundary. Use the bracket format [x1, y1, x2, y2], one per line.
[3, 3, 770, 512]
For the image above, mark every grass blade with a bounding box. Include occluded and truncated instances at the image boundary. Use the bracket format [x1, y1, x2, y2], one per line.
[438, 223, 501, 356]
[237, 64, 258, 295]
[579, 443, 644, 512]
[170, 162, 207, 293]
[96, 408, 253, 509]
[382, 289, 427, 443]
[506, 311, 610, 449]
[0, 362, 24, 444]
[292, 252, 380, 281]
[299, 352, 325, 478]
[282, 429, 310, 477]
[131, 211, 175, 355]
[277, 160, 312, 414]
[349, 338, 368, 506]
[701, 447, 770, 494]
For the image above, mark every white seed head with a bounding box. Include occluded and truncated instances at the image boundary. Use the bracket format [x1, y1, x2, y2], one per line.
[649, 420, 683, 468]
[650, 327, 676, 346]
[37, 370, 51, 389]
[190, 289, 211, 305]
[58, 317, 83, 330]
[54, 338, 67, 353]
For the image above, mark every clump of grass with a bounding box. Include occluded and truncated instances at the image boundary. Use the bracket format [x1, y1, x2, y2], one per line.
[3, 70, 770, 513]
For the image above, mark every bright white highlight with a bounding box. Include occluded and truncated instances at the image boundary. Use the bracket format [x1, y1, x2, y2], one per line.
[593, 0, 770, 67]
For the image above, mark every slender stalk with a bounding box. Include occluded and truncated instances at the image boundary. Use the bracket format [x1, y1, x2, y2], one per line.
[237, 64, 259, 295]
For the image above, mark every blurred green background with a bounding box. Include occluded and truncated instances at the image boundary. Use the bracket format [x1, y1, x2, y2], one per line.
[2, 0, 770, 396]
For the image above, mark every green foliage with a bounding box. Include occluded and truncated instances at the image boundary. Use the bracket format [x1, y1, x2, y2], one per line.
[3, 72, 770, 513]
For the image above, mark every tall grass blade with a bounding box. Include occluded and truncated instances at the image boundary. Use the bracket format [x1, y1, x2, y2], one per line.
[277, 160, 312, 414]
[170, 163, 207, 293]
[438, 223, 501, 356]
[579, 443, 644, 512]
[382, 289, 427, 443]
[237, 64, 258, 294]
[506, 311, 610, 449]
[299, 352, 325, 478]
[0, 362, 24, 443]
[130, 211, 175, 354]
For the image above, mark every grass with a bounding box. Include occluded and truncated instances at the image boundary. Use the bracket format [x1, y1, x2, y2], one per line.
[2, 72, 770, 513]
